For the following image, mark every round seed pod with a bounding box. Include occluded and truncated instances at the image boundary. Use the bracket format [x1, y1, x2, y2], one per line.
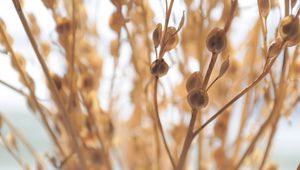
[278, 15, 300, 46]
[186, 71, 203, 92]
[206, 28, 226, 54]
[150, 59, 169, 77]
[187, 88, 209, 110]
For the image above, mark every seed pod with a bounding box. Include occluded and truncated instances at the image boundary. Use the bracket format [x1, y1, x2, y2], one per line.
[153, 23, 162, 48]
[268, 39, 282, 58]
[164, 27, 179, 51]
[206, 28, 226, 54]
[109, 11, 124, 33]
[278, 15, 300, 46]
[150, 59, 169, 77]
[186, 71, 203, 92]
[258, 0, 270, 18]
[56, 17, 71, 35]
[187, 88, 209, 110]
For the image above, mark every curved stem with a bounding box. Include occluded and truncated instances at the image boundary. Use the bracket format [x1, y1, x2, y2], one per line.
[153, 77, 176, 169]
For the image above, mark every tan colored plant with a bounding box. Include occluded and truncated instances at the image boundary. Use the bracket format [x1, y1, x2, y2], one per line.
[0, 0, 299, 170]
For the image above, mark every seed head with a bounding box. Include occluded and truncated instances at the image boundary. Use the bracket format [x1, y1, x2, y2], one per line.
[206, 28, 226, 54]
[186, 71, 203, 92]
[279, 15, 300, 46]
[187, 88, 209, 110]
[150, 59, 169, 77]
[164, 27, 179, 51]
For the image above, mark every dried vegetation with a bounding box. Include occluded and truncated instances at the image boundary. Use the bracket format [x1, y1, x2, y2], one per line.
[0, 0, 300, 170]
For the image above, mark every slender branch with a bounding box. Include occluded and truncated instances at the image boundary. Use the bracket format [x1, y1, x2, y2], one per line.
[193, 42, 284, 139]
[153, 77, 176, 169]
[203, 53, 218, 88]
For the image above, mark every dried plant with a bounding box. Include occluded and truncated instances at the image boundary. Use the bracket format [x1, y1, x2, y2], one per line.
[0, 0, 299, 170]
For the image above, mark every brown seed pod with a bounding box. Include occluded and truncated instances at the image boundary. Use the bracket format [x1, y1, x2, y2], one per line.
[109, 11, 124, 33]
[186, 71, 203, 92]
[278, 15, 300, 46]
[150, 59, 169, 77]
[56, 17, 71, 35]
[153, 23, 162, 48]
[258, 0, 270, 18]
[187, 88, 209, 110]
[164, 27, 179, 51]
[206, 28, 226, 54]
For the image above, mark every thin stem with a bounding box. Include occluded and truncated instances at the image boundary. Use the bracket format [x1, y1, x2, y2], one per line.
[193, 44, 283, 139]
[258, 116, 278, 170]
[176, 109, 197, 170]
[203, 53, 218, 89]
[206, 75, 219, 91]
[234, 47, 288, 170]
[159, 0, 175, 59]
[0, 79, 27, 97]
[68, 0, 77, 111]
[11, 1, 87, 169]
[153, 77, 176, 169]
[224, 0, 238, 33]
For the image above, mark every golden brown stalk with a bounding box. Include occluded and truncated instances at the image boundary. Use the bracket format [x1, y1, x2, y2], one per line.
[11, 1, 87, 169]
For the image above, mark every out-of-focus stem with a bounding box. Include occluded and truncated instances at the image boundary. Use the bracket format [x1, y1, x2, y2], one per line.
[11, 1, 87, 169]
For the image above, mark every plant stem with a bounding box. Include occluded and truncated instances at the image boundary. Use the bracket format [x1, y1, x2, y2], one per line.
[153, 77, 176, 169]
[203, 53, 218, 88]
[176, 109, 197, 170]
[11, 1, 87, 169]
[193, 41, 284, 139]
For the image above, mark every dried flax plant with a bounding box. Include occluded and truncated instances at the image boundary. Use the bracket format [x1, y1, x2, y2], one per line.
[0, 0, 300, 170]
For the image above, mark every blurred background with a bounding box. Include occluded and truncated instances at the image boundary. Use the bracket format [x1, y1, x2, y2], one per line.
[0, 0, 299, 169]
